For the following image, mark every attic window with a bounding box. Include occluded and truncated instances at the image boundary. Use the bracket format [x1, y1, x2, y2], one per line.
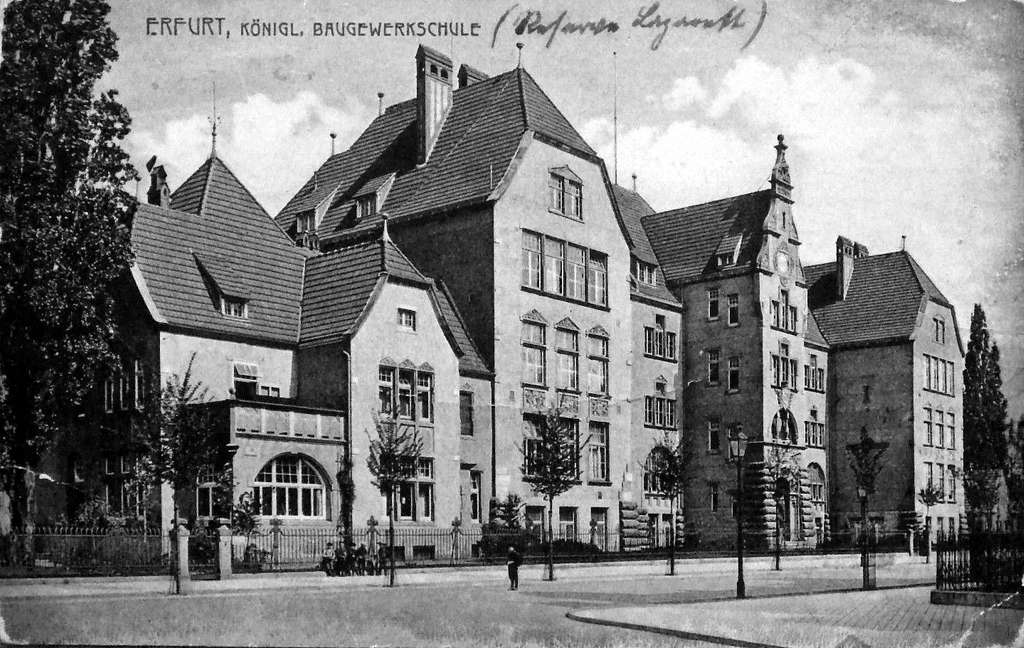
[548, 172, 582, 219]
[440, 69, 449, 80]
[633, 260, 657, 286]
[717, 253, 734, 268]
[221, 296, 248, 318]
[356, 195, 376, 220]
[429, 64, 438, 74]
[296, 212, 315, 233]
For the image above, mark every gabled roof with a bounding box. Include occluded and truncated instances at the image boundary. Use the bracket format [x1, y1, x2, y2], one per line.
[299, 237, 490, 374]
[131, 156, 308, 344]
[642, 191, 772, 285]
[276, 67, 595, 244]
[805, 250, 952, 348]
[805, 311, 829, 348]
[611, 184, 680, 307]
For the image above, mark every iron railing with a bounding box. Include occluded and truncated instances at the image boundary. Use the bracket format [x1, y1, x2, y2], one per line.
[0, 526, 170, 577]
[935, 532, 1024, 593]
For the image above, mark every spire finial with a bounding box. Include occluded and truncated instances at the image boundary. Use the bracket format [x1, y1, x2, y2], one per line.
[631, 172, 637, 193]
[377, 92, 384, 116]
[381, 213, 391, 243]
[516, 42, 524, 69]
[208, 83, 222, 158]
[613, 51, 618, 185]
[770, 133, 792, 201]
[330, 132, 337, 156]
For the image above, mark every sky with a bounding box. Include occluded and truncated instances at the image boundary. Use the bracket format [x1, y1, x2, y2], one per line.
[96, 0, 1024, 411]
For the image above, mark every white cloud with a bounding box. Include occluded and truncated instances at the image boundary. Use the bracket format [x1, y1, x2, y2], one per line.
[129, 91, 369, 215]
[658, 77, 709, 111]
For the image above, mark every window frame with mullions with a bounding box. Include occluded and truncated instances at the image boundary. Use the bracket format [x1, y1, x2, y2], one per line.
[253, 455, 327, 519]
[520, 229, 609, 308]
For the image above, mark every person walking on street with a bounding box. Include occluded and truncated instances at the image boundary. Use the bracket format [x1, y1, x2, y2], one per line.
[506, 546, 521, 590]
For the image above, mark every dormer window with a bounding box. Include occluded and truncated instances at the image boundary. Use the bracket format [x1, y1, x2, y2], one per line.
[717, 253, 734, 268]
[356, 195, 376, 220]
[633, 259, 657, 286]
[296, 212, 315, 234]
[221, 296, 248, 318]
[548, 168, 583, 219]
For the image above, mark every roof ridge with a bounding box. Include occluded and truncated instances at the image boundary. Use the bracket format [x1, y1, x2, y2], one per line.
[404, 70, 521, 205]
[645, 189, 771, 220]
[199, 157, 214, 216]
[519, 68, 594, 155]
[434, 278, 490, 370]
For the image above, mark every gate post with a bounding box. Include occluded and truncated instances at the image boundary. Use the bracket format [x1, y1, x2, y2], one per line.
[176, 521, 192, 593]
[216, 517, 232, 580]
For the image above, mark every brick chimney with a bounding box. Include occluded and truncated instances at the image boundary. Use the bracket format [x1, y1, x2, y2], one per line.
[416, 45, 453, 164]
[145, 155, 170, 207]
[835, 236, 869, 300]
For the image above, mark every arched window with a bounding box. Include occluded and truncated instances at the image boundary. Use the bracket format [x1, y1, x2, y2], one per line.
[253, 455, 327, 519]
[643, 447, 672, 495]
[808, 463, 825, 504]
[771, 409, 798, 443]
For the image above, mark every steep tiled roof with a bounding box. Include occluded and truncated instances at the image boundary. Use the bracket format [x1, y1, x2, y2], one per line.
[642, 191, 772, 285]
[131, 156, 308, 344]
[805, 311, 829, 348]
[612, 184, 657, 263]
[805, 251, 948, 347]
[276, 67, 595, 244]
[299, 237, 490, 374]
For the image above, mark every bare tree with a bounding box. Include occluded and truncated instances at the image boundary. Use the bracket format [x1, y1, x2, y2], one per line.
[644, 429, 695, 575]
[763, 444, 801, 571]
[917, 481, 944, 563]
[366, 411, 422, 587]
[519, 407, 586, 581]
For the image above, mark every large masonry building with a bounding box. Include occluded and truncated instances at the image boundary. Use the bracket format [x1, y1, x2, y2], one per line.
[48, 45, 962, 548]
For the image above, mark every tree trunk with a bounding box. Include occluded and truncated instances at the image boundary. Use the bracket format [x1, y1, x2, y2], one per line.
[387, 487, 396, 587]
[172, 499, 181, 595]
[668, 496, 676, 576]
[924, 506, 930, 564]
[546, 495, 554, 581]
[774, 500, 782, 571]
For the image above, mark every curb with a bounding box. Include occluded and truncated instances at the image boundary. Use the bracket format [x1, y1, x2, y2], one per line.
[565, 583, 934, 648]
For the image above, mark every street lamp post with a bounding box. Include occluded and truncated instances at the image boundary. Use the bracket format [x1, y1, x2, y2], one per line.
[730, 427, 748, 599]
[857, 485, 869, 590]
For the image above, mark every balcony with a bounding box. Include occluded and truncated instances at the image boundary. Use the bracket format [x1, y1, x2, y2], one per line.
[212, 399, 346, 445]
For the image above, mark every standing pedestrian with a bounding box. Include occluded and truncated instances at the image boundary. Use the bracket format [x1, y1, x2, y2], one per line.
[506, 545, 521, 591]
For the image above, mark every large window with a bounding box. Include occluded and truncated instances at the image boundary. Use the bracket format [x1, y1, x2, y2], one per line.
[804, 354, 825, 391]
[396, 458, 435, 521]
[556, 327, 579, 391]
[707, 419, 720, 452]
[522, 321, 547, 385]
[520, 230, 607, 307]
[104, 455, 142, 517]
[470, 471, 482, 521]
[808, 463, 825, 504]
[644, 381, 675, 429]
[947, 465, 956, 502]
[634, 259, 657, 286]
[588, 422, 609, 482]
[378, 365, 433, 422]
[708, 288, 720, 320]
[643, 447, 671, 494]
[644, 315, 676, 361]
[727, 356, 740, 391]
[924, 407, 933, 445]
[923, 354, 955, 395]
[770, 290, 797, 333]
[727, 294, 740, 325]
[522, 232, 542, 289]
[948, 413, 955, 449]
[933, 318, 946, 344]
[522, 416, 541, 477]
[254, 456, 326, 518]
[805, 409, 824, 446]
[549, 173, 582, 219]
[587, 333, 609, 394]
[771, 409, 799, 443]
[771, 342, 798, 390]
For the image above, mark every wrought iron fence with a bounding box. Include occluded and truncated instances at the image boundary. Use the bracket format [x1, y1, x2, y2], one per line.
[0, 526, 170, 577]
[935, 532, 1024, 593]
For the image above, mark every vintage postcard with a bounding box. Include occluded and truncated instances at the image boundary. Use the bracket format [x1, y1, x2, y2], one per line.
[0, 0, 1022, 646]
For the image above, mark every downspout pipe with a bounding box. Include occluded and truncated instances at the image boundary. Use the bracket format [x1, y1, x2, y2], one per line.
[341, 347, 354, 539]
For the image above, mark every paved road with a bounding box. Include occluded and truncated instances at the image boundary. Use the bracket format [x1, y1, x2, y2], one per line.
[0, 561, 935, 646]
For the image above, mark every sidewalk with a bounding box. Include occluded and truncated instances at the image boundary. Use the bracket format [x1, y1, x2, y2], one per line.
[569, 586, 1024, 648]
[0, 552, 931, 600]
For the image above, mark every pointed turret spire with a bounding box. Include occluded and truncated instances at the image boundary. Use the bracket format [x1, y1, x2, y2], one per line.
[208, 83, 222, 159]
[770, 134, 792, 202]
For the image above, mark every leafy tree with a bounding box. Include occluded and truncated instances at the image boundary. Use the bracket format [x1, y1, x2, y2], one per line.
[644, 430, 694, 575]
[494, 492, 524, 530]
[0, 0, 137, 536]
[134, 354, 225, 593]
[917, 481, 944, 563]
[519, 407, 586, 581]
[963, 304, 1009, 529]
[366, 411, 422, 587]
[763, 444, 800, 571]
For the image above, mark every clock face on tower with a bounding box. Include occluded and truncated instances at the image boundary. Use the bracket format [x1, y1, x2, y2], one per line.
[775, 251, 791, 274]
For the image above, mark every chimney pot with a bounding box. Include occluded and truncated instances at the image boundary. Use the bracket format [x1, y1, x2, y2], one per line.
[415, 45, 453, 164]
[145, 156, 170, 207]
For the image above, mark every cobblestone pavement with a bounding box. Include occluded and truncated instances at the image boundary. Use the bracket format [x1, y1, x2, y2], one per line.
[571, 586, 1024, 648]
